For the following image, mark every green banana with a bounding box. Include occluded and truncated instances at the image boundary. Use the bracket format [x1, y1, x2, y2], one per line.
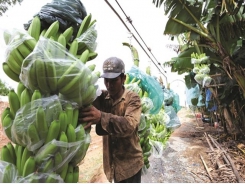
[10, 48, 24, 66]
[45, 173, 61, 183]
[75, 125, 86, 141]
[73, 166, 79, 183]
[27, 60, 39, 92]
[20, 88, 32, 108]
[16, 145, 24, 175]
[58, 131, 68, 154]
[59, 131, 68, 143]
[45, 98, 62, 124]
[45, 60, 58, 94]
[66, 124, 76, 142]
[57, 33, 67, 48]
[6, 54, 21, 75]
[59, 111, 68, 133]
[2, 114, 13, 141]
[65, 103, 73, 125]
[89, 19, 97, 28]
[1, 107, 13, 123]
[79, 49, 90, 64]
[31, 89, 42, 102]
[64, 164, 74, 183]
[81, 85, 97, 106]
[54, 152, 63, 171]
[22, 156, 36, 177]
[76, 13, 92, 38]
[59, 162, 69, 180]
[125, 74, 130, 84]
[0, 145, 15, 164]
[59, 66, 87, 95]
[28, 16, 41, 41]
[6, 142, 16, 165]
[2, 62, 20, 82]
[35, 140, 58, 165]
[88, 51, 98, 61]
[17, 42, 32, 58]
[35, 106, 48, 140]
[17, 82, 26, 100]
[41, 157, 54, 173]
[87, 63, 96, 71]
[57, 60, 80, 90]
[20, 147, 33, 176]
[44, 120, 60, 144]
[27, 123, 41, 150]
[44, 20, 59, 38]
[69, 39, 78, 56]
[40, 29, 47, 37]
[63, 26, 74, 43]
[35, 59, 50, 94]
[8, 89, 20, 116]
[24, 38, 37, 51]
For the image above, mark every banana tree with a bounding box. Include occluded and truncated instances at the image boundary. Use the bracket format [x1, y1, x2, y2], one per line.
[152, 0, 245, 136]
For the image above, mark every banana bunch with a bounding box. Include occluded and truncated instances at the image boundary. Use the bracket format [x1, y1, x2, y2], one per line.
[138, 115, 152, 169]
[0, 97, 90, 182]
[190, 52, 210, 64]
[1, 3, 100, 182]
[2, 29, 37, 83]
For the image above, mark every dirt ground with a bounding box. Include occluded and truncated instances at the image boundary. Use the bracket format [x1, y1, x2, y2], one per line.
[0, 100, 245, 183]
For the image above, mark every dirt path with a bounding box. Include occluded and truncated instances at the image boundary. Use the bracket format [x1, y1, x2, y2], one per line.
[0, 102, 244, 183]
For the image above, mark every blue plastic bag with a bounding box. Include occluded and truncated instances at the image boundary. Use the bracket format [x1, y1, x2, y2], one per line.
[127, 66, 164, 114]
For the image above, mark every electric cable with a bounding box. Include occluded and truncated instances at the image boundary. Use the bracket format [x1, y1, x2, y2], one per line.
[104, 0, 167, 81]
[114, 0, 166, 73]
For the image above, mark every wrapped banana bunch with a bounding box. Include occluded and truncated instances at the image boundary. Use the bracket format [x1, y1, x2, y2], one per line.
[19, 36, 100, 107]
[1, 95, 91, 182]
[2, 29, 37, 83]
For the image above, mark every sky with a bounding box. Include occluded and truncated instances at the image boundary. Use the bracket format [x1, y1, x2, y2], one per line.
[0, 0, 186, 105]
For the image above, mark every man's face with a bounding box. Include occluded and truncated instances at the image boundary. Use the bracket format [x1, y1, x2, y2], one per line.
[104, 74, 125, 97]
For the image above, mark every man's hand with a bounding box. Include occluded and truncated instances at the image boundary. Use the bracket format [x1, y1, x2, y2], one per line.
[79, 105, 101, 129]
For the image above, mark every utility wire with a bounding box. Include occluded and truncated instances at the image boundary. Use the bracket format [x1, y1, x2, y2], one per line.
[104, 0, 167, 80]
[115, 0, 166, 73]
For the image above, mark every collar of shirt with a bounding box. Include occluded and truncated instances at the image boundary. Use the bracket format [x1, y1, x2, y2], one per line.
[105, 87, 127, 105]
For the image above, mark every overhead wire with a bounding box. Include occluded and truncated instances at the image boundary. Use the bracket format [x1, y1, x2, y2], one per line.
[104, 0, 167, 81]
[114, 0, 166, 73]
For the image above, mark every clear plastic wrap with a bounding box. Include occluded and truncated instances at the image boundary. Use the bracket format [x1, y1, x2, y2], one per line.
[34, 139, 84, 173]
[127, 66, 164, 114]
[164, 106, 181, 130]
[17, 172, 64, 183]
[10, 95, 78, 151]
[0, 161, 18, 183]
[19, 37, 100, 107]
[3, 29, 35, 65]
[141, 97, 154, 114]
[149, 140, 164, 158]
[76, 24, 98, 52]
[185, 84, 201, 106]
[138, 113, 146, 131]
[125, 82, 142, 94]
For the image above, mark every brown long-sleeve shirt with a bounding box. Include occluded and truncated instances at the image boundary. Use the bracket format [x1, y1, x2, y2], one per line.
[93, 88, 144, 182]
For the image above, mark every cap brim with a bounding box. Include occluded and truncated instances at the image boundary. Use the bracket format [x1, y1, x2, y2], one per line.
[100, 72, 121, 79]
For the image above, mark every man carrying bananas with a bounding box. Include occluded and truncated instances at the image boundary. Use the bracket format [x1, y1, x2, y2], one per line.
[79, 57, 144, 183]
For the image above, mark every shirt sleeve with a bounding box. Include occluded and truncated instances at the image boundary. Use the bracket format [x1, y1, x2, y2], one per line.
[99, 92, 142, 138]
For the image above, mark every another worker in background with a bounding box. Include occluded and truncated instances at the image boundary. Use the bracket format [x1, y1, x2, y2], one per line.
[79, 57, 144, 183]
